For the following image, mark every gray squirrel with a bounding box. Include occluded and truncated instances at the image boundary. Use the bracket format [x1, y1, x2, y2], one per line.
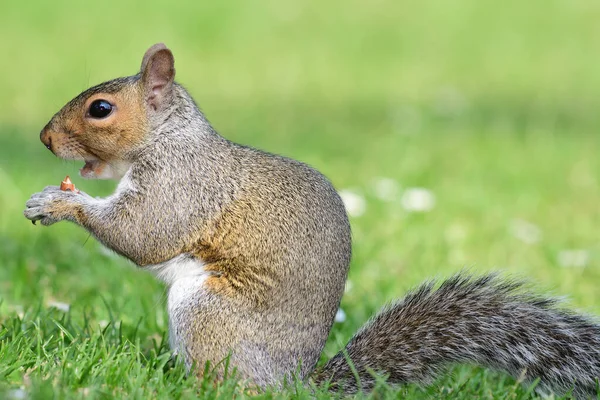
[24, 43, 600, 398]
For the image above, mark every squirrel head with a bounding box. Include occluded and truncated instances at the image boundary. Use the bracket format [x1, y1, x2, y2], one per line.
[40, 43, 177, 179]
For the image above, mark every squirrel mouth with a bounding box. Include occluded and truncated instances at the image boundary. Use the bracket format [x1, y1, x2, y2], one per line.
[79, 158, 129, 180]
[80, 160, 105, 179]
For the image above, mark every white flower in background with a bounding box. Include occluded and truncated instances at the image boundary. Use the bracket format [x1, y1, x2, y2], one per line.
[335, 308, 347, 323]
[7, 388, 27, 400]
[10, 305, 24, 319]
[557, 249, 590, 268]
[344, 280, 353, 293]
[339, 189, 366, 217]
[48, 301, 70, 312]
[401, 188, 435, 212]
[373, 177, 400, 202]
[509, 219, 542, 244]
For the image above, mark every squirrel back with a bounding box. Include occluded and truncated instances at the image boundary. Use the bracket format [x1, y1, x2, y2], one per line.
[27, 44, 600, 397]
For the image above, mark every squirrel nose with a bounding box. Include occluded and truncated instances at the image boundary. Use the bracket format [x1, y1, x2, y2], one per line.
[40, 125, 53, 152]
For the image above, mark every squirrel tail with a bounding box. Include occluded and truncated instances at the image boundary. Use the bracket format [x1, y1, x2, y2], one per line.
[311, 273, 600, 398]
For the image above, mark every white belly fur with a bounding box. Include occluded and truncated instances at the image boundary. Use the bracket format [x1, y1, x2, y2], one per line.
[147, 254, 209, 362]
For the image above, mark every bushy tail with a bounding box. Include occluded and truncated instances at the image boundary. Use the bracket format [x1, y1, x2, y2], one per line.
[312, 274, 600, 398]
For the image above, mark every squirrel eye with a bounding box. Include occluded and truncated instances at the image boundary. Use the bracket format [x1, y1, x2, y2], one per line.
[88, 99, 113, 119]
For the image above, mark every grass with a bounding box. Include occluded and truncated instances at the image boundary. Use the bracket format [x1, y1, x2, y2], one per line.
[1, 0, 600, 398]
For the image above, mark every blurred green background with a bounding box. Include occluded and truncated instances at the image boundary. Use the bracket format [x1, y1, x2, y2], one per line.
[1, 0, 599, 398]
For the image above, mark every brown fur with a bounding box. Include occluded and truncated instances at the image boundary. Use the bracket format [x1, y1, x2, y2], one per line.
[41, 76, 147, 164]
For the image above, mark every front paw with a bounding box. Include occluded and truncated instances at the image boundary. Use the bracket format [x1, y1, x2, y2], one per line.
[24, 186, 82, 226]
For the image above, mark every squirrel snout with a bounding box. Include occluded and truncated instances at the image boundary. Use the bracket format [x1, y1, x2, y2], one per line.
[40, 125, 53, 152]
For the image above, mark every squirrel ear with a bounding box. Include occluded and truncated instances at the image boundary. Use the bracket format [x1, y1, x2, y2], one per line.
[140, 43, 175, 111]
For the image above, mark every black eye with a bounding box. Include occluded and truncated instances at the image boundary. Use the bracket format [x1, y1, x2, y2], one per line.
[88, 99, 113, 119]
